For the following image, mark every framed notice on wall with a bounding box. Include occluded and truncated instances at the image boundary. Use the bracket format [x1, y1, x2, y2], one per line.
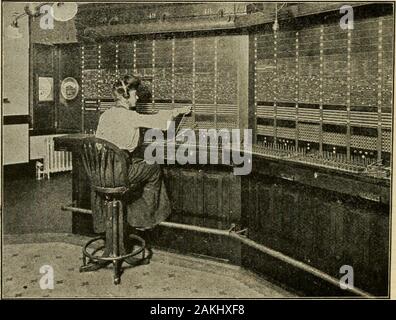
[38, 77, 54, 101]
[61, 77, 79, 100]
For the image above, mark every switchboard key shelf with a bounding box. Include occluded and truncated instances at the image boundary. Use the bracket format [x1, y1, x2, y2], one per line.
[251, 143, 391, 178]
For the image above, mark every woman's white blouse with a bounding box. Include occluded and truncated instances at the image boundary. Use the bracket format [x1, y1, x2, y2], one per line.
[96, 107, 175, 152]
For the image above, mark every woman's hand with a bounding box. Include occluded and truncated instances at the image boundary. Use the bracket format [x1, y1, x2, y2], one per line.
[174, 106, 192, 116]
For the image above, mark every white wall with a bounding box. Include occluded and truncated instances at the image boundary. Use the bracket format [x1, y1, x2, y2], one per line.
[2, 2, 30, 165]
[3, 124, 29, 164]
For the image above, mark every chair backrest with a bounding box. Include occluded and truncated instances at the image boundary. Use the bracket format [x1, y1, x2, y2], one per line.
[80, 137, 130, 192]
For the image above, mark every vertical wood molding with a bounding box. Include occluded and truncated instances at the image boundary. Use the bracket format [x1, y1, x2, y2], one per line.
[97, 44, 102, 132]
[133, 40, 137, 74]
[214, 37, 218, 129]
[115, 42, 119, 77]
[81, 45, 85, 132]
[346, 29, 352, 159]
[251, 34, 258, 144]
[171, 36, 175, 105]
[319, 25, 324, 154]
[237, 35, 250, 131]
[273, 31, 278, 144]
[192, 38, 196, 125]
[54, 46, 59, 129]
[377, 18, 383, 161]
[152, 39, 156, 112]
[29, 16, 34, 128]
[295, 31, 299, 149]
[96, 44, 99, 100]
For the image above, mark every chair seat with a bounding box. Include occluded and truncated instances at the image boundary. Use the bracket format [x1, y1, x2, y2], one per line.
[92, 185, 130, 195]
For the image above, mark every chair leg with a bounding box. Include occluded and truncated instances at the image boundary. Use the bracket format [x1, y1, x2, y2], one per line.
[80, 260, 111, 273]
[113, 199, 120, 255]
[141, 246, 153, 265]
[105, 200, 113, 259]
[112, 199, 121, 285]
[113, 259, 122, 285]
[79, 246, 111, 273]
[82, 252, 87, 266]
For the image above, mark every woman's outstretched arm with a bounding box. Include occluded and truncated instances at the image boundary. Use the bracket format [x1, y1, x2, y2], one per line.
[137, 107, 191, 130]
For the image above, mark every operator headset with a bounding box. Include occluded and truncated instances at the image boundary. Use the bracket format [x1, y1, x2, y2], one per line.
[121, 80, 129, 99]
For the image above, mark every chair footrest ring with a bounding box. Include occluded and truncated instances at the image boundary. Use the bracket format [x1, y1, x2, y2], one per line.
[82, 234, 146, 262]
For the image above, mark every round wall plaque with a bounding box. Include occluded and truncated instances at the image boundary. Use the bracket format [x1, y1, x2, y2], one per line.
[61, 77, 79, 100]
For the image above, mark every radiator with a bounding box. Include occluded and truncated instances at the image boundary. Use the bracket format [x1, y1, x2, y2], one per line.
[38, 137, 72, 179]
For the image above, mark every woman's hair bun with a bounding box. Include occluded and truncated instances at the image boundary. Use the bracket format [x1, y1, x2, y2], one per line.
[124, 74, 141, 91]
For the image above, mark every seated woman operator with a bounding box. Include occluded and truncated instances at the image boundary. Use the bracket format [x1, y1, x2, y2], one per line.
[95, 75, 191, 247]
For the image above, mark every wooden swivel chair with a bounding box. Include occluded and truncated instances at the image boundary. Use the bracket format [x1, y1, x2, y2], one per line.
[79, 137, 147, 285]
